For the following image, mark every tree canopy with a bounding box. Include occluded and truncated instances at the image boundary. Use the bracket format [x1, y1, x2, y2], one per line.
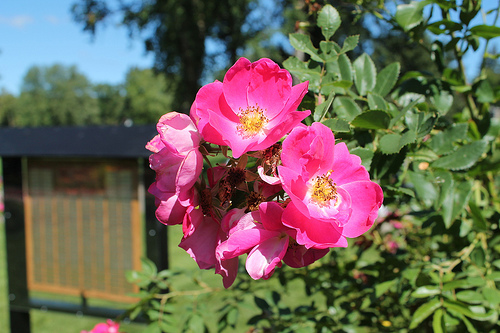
[71, 0, 292, 111]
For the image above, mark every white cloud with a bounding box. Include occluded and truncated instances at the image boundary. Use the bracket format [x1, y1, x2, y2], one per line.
[0, 15, 34, 28]
[45, 15, 61, 25]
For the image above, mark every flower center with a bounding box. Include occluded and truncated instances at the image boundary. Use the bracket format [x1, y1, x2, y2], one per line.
[310, 170, 337, 207]
[237, 105, 268, 138]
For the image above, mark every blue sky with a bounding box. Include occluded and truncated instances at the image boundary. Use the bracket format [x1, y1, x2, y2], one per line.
[0, 1, 498, 96]
[0, 0, 153, 95]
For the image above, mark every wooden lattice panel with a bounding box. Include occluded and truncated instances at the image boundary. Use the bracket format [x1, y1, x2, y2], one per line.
[24, 159, 141, 303]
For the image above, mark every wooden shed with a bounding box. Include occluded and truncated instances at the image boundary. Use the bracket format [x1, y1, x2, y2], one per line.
[0, 125, 167, 332]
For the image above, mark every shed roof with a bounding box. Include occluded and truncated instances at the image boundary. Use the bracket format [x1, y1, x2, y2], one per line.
[0, 125, 157, 158]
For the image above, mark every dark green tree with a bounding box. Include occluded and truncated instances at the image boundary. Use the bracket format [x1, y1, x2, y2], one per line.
[15, 64, 99, 126]
[123, 67, 173, 124]
[94, 83, 126, 124]
[0, 89, 18, 126]
[71, 0, 293, 111]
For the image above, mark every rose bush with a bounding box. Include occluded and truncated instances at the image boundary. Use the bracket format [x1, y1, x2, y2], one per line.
[146, 57, 383, 286]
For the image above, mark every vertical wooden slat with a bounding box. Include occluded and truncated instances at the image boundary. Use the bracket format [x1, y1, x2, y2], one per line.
[76, 197, 85, 293]
[51, 197, 60, 285]
[39, 195, 47, 284]
[64, 197, 71, 287]
[131, 198, 141, 294]
[89, 198, 97, 290]
[102, 198, 111, 292]
[23, 194, 34, 289]
[116, 200, 124, 293]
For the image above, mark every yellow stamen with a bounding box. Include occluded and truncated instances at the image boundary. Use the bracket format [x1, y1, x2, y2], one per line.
[237, 105, 268, 138]
[310, 170, 337, 207]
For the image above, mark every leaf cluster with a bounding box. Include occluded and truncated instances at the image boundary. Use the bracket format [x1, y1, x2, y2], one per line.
[124, 1, 500, 332]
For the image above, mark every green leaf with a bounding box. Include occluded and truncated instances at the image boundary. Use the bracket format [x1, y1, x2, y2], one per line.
[432, 308, 445, 333]
[407, 148, 439, 162]
[338, 54, 353, 82]
[322, 118, 351, 133]
[373, 63, 400, 96]
[460, 315, 479, 333]
[428, 123, 468, 155]
[475, 79, 495, 103]
[385, 185, 415, 197]
[314, 93, 335, 122]
[431, 140, 488, 170]
[456, 290, 484, 304]
[434, 170, 454, 210]
[470, 24, 500, 40]
[412, 285, 441, 298]
[409, 298, 441, 329]
[319, 41, 339, 62]
[353, 53, 376, 96]
[283, 57, 321, 91]
[289, 33, 324, 63]
[441, 180, 473, 228]
[375, 279, 397, 297]
[254, 296, 270, 310]
[351, 110, 391, 129]
[443, 300, 496, 321]
[341, 35, 359, 53]
[407, 171, 438, 207]
[469, 201, 488, 231]
[430, 85, 453, 115]
[367, 92, 388, 111]
[395, 1, 429, 31]
[427, 20, 464, 35]
[188, 313, 205, 332]
[379, 130, 417, 154]
[482, 287, 500, 306]
[333, 96, 361, 121]
[141, 257, 158, 277]
[317, 4, 340, 41]
[350, 147, 374, 170]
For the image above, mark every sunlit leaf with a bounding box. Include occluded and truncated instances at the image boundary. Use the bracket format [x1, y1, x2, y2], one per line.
[333, 96, 362, 121]
[373, 62, 400, 96]
[289, 33, 324, 62]
[351, 110, 391, 129]
[470, 24, 500, 40]
[432, 140, 488, 170]
[317, 4, 341, 40]
[395, 1, 430, 31]
[409, 298, 441, 329]
[353, 53, 376, 96]
[322, 118, 351, 133]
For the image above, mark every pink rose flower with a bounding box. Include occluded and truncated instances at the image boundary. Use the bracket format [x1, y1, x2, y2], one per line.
[217, 203, 293, 280]
[279, 122, 383, 249]
[190, 57, 311, 158]
[217, 202, 328, 280]
[80, 320, 121, 333]
[146, 112, 203, 225]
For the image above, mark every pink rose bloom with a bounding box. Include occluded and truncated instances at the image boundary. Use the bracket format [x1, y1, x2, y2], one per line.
[217, 202, 328, 280]
[179, 206, 239, 288]
[191, 57, 311, 158]
[279, 122, 383, 249]
[81, 320, 121, 333]
[147, 112, 203, 225]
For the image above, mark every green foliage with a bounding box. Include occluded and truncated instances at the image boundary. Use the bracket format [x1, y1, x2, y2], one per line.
[125, 1, 500, 332]
[71, 0, 292, 111]
[1, 65, 175, 127]
[123, 68, 173, 125]
[15, 64, 100, 126]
